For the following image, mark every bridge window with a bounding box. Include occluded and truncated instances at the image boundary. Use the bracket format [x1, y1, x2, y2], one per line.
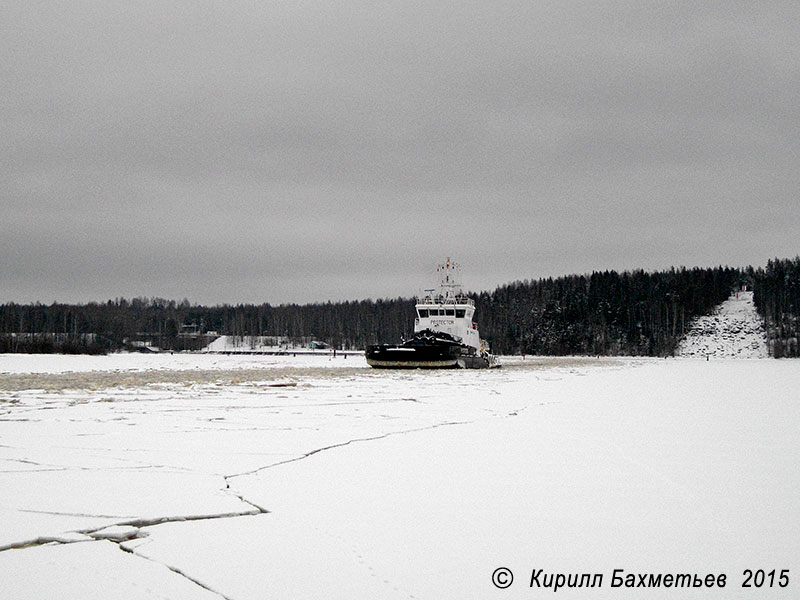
[417, 309, 429, 318]
[444, 309, 454, 316]
[455, 309, 465, 318]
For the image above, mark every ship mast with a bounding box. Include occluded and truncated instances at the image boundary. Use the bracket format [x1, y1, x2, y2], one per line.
[436, 257, 464, 303]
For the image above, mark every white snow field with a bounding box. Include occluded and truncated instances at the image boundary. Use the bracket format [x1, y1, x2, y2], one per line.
[0, 348, 352, 374]
[0, 353, 797, 599]
[677, 291, 768, 358]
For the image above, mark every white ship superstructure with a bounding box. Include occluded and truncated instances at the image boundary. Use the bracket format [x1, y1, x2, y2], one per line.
[414, 259, 481, 351]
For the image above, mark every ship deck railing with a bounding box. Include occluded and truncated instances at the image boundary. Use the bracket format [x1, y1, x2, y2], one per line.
[416, 294, 474, 306]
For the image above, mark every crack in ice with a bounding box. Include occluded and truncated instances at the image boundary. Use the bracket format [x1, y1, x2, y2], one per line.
[115, 541, 237, 600]
[19, 508, 137, 519]
[1, 404, 485, 597]
[226, 420, 473, 480]
[0, 511, 264, 553]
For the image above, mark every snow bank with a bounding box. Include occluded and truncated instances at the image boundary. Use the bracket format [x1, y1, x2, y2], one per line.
[203, 335, 284, 353]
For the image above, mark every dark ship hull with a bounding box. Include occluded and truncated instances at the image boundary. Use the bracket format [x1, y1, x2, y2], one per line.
[365, 330, 494, 369]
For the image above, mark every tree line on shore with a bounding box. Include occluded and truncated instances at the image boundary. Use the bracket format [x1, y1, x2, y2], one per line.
[473, 266, 740, 356]
[1, 259, 797, 356]
[752, 257, 800, 357]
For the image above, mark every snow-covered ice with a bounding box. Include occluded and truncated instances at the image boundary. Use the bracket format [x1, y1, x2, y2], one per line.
[0, 349, 355, 375]
[677, 290, 768, 358]
[0, 352, 797, 599]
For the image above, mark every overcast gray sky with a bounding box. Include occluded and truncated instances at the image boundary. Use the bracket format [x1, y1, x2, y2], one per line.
[2, 1, 799, 305]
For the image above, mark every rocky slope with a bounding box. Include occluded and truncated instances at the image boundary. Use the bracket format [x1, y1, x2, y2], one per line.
[677, 291, 768, 358]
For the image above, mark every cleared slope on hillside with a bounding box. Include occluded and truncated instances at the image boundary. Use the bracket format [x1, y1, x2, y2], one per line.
[677, 290, 768, 358]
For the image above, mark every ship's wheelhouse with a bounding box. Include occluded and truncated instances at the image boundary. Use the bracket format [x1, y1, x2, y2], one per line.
[414, 297, 479, 350]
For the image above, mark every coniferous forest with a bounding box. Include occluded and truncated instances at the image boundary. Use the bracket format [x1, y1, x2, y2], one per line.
[753, 257, 800, 357]
[1, 259, 798, 357]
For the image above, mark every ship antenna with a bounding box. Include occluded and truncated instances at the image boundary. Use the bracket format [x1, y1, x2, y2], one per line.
[437, 257, 463, 301]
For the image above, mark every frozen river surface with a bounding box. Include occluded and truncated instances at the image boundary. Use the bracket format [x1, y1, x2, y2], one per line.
[0, 353, 797, 599]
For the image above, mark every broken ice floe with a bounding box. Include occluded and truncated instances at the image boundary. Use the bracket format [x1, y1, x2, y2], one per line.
[89, 525, 144, 542]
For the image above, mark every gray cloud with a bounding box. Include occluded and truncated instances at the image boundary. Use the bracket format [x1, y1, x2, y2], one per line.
[2, 1, 799, 304]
